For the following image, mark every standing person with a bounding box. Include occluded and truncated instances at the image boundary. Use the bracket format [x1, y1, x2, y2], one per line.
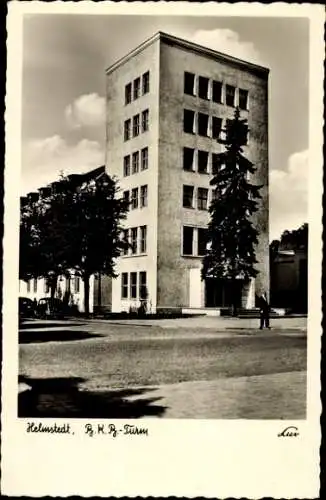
[259, 292, 270, 329]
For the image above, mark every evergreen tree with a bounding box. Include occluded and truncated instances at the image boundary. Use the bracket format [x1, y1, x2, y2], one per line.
[202, 108, 262, 315]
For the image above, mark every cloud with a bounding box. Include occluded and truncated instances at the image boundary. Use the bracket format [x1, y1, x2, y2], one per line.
[270, 150, 308, 241]
[191, 29, 265, 66]
[65, 93, 106, 129]
[21, 135, 104, 194]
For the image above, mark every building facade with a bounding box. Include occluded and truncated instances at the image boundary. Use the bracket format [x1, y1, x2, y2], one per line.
[105, 32, 269, 314]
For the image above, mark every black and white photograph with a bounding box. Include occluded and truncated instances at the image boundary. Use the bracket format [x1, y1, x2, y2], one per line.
[2, 2, 323, 498]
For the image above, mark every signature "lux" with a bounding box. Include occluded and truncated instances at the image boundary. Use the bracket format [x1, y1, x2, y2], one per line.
[278, 426, 299, 437]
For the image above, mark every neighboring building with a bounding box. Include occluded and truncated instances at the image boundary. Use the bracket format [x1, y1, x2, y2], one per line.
[105, 31, 270, 314]
[270, 249, 308, 313]
[19, 166, 105, 313]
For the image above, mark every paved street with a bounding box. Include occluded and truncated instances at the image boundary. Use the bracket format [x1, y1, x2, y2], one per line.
[19, 316, 307, 419]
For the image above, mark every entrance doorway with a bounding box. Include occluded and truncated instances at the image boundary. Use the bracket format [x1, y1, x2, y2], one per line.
[205, 278, 242, 308]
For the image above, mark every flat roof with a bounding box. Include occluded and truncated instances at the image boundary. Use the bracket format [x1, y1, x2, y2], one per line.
[106, 31, 269, 78]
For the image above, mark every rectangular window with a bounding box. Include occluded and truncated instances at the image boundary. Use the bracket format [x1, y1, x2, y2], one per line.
[133, 114, 140, 137]
[212, 153, 219, 175]
[74, 276, 80, 293]
[133, 77, 141, 100]
[124, 119, 131, 141]
[140, 185, 148, 208]
[183, 147, 195, 171]
[33, 278, 37, 293]
[212, 117, 223, 139]
[183, 109, 195, 134]
[132, 151, 139, 174]
[130, 272, 137, 299]
[131, 188, 139, 210]
[140, 225, 147, 253]
[239, 88, 249, 110]
[141, 147, 148, 170]
[123, 190, 130, 205]
[183, 185, 194, 208]
[226, 84, 236, 107]
[197, 187, 209, 210]
[198, 76, 209, 100]
[142, 109, 149, 132]
[139, 272, 147, 300]
[131, 227, 138, 254]
[198, 228, 208, 256]
[44, 279, 49, 294]
[197, 112, 209, 137]
[27, 280, 31, 293]
[212, 80, 223, 103]
[123, 155, 130, 176]
[211, 188, 218, 202]
[184, 72, 196, 95]
[142, 71, 150, 94]
[183, 226, 194, 255]
[198, 150, 209, 174]
[121, 273, 128, 298]
[125, 83, 132, 105]
[121, 229, 129, 256]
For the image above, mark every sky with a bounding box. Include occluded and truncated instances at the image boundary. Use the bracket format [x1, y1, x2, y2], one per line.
[21, 13, 310, 240]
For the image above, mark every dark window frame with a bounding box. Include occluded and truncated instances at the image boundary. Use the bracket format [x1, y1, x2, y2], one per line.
[197, 150, 209, 174]
[184, 71, 196, 96]
[183, 185, 194, 208]
[182, 226, 194, 256]
[198, 76, 209, 100]
[197, 187, 209, 210]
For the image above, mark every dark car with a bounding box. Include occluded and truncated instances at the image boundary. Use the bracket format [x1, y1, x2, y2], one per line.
[19, 297, 36, 319]
[37, 298, 65, 319]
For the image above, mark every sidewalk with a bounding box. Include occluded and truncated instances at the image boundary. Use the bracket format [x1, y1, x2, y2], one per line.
[84, 315, 307, 331]
[125, 371, 306, 419]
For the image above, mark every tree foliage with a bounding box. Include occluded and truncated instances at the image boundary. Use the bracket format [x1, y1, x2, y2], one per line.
[202, 108, 262, 312]
[19, 172, 129, 313]
[270, 223, 308, 261]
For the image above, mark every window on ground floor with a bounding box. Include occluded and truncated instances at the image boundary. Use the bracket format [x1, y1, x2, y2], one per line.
[139, 271, 147, 299]
[130, 272, 137, 299]
[121, 273, 128, 298]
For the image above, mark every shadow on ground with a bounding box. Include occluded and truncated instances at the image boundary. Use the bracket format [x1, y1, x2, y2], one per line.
[19, 329, 104, 344]
[18, 375, 166, 418]
[19, 321, 84, 330]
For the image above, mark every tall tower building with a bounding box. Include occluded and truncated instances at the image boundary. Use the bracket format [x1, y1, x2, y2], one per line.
[105, 32, 269, 314]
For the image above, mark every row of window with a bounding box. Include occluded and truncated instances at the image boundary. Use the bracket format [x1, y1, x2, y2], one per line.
[183, 226, 208, 257]
[121, 271, 147, 300]
[125, 71, 150, 105]
[123, 185, 148, 210]
[183, 185, 214, 211]
[121, 225, 147, 255]
[183, 147, 223, 174]
[25, 276, 81, 294]
[124, 109, 149, 141]
[123, 147, 148, 176]
[184, 72, 249, 110]
[183, 109, 248, 143]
